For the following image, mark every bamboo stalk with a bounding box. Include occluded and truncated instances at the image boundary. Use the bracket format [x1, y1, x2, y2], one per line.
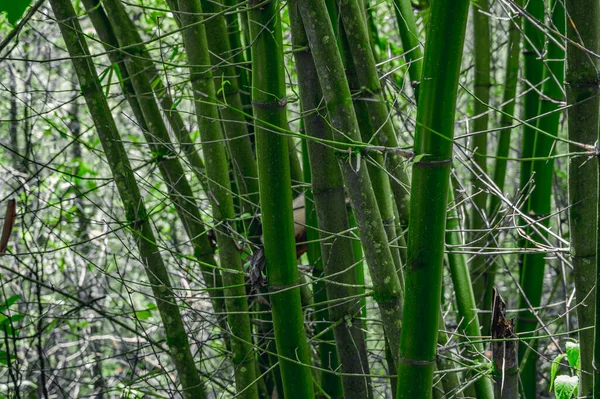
[564, 0, 600, 395]
[446, 190, 495, 398]
[484, 0, 524, 335]
[294, 0, 404, 365]
[169, 1, 259, 397]
[248, 1, 315, 398]
[191, 0, 261, 242]
[395, 0, 471, 395]
[302, 140, 345, 399]
[338, 26, 404, 278]
[470, 0, 491, 307]
[516, 2, 565, 396]
[391, 0, 423, 100]
[291, 6, 373, 398]
[49, 1, 205, 396]
[99, 0, 227, 318]
[517, 0, 545, 263]
[81, 0, 206, 178]
[337, 0, 412, 233]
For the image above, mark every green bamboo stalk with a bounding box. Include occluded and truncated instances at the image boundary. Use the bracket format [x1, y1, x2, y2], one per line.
[337, 0, 412, 237]
[302, 140, 344, 399]
[99, 0, 227, 317]
[82, 0, 205, 177]
[517, 0, 545, 252]
[565, 0, 600, 395]
[49, 1, 204, 396]
[339, 27, 404, 277]
[391, 0, 423, 101]
[484, 0, 524, 335]
[223, 0, 252, 112]
[169, 1, 259, 397]
[395, 0, 470, 395]
[436, 312, 465, 398]
[192, 0, 261, 241]
[446, 190, 494, 398]
[248, 1, 315, 398]
[289, 136, 305, 194]
[469, 0, 491, 307]
[349, 212, 367, 320]
[516, 2, 565, 396]
[79, 0, 151, 151]
[291, 6, 373, 398]
[294, 0, 404, 364]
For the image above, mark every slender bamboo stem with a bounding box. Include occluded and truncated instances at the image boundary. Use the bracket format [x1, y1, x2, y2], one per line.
[436, 311, 465, 398]
[516, 2, 565, 396]
[484, 0, 524, 335]
[192, 0, 261, 242]
[291, 6, 373, 398]
[337, 0, 412, 233]
[169, 1, 259, 397]
[395, 0, 470, 395]
[446, 190, 494, 398]
[223, 0, 252, 112]
[564, 0, 600, 394]
[294, 0, 404, 364]
[517, 0, 545, 264]
[100, 0, 227, 318]
[391, 0, 423, 101]
[338, 25, 404, 278]
[81, 0, 206, 178]
[302, 140, 344, 399]
[470, 0, 491, 307]
[248, 1, 315, 398]
[49, 1, 204, 397]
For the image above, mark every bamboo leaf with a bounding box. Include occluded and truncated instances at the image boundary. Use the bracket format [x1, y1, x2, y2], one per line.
[565, 341, 580, 370]
[550, 353, 567, 391]
[554, 375, 578, 399]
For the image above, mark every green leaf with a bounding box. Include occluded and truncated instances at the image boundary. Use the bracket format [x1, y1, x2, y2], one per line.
[550, 353, 566, 391]
[554, 375, 578, 399]
[565, 341, 580, 370]
[170, 97, 182, 111]
[135, 304, 156, 321]
[411, 153, 426, 164]
[0, 0, 32, 24]
[169, 45, 179, 61]
[0, 295, 21, 313]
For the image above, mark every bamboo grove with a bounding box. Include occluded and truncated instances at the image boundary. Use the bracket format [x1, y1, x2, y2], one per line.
[0, 0, 599, 397]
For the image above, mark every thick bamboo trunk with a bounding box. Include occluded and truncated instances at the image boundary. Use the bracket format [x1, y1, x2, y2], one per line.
[294, 0, 404, 365]
[337, 0, 412, 232]
[169, 1, 259, 397]
[395, 0, 470, 395]
[564, 0, 600, 395]
[290, 6, 373, 398]
[49, 1, 204, 397]
[248, 1, 315, 398]
[201, 0, 261, 241]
